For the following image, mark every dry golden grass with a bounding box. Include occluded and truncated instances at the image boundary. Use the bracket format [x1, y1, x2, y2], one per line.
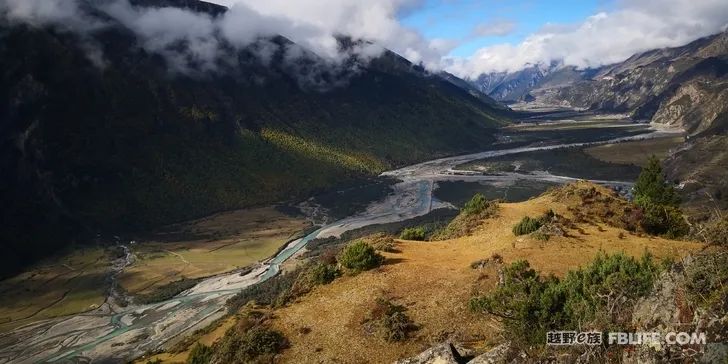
[120, 207, 308, 295]
[0, 248, 110, 333]
[585, 136, 684, 166]
[264, 182, 701, 363]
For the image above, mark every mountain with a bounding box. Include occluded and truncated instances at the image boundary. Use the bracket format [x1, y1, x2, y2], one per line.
[438, 71, 512, 112]
[490, 32, 728, 212]
[527, 32, 728, 126]
[472, 64, 552, 102]
[531, 31, 728, 214]
[468, 31, 728, 214]
[471, 62, 596, 103]
[0, 0, 508, 278]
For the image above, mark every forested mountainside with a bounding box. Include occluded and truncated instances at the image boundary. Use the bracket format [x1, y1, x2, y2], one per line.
[0, 0, 508, 278]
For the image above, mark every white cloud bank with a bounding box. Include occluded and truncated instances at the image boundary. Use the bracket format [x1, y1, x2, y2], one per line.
[0, 0, 450, 75]
[212, 0, 728, 78]
[217, 0, 449, 68]
[446, 0, 728, 77]
[2, 0, 728, 80]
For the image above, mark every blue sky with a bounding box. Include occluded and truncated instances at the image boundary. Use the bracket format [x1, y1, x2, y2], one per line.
[400, 0, 608, 57]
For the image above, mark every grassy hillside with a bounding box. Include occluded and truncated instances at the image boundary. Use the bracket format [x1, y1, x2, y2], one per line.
[0, 5, 508, 277]
[157, 182, 703, 363]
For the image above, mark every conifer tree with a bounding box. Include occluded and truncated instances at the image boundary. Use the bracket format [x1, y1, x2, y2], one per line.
[634, 155, 680, 207]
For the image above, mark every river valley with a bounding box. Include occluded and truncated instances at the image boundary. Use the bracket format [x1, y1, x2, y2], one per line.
[0, 115, 683, 363]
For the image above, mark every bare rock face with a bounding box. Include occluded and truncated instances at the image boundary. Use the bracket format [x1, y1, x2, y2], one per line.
[627, 268, 688, 363]
[467, 343, 510, 364]
[650, 74, 728, 135]
[631, 269, 686, 332]
[395, 342, 513, 364]
[394, 343, 465, 364]
[534, 222, 565, 239]
[626, 257, 728, 363]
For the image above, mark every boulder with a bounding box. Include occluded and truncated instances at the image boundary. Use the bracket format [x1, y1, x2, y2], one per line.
[395, 342, 466, 364]
[467, 343, 510, 364]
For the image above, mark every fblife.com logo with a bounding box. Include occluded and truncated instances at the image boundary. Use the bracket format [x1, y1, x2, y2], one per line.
[547, 331, 707, 346]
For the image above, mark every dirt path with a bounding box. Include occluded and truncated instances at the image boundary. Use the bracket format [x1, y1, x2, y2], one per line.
[164, 249, 190, 265]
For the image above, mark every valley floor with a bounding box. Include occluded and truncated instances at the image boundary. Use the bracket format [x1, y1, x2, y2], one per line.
[120, 207, 309, 297]
[0, 248, 111, 333]
[0, 207, 309, 336]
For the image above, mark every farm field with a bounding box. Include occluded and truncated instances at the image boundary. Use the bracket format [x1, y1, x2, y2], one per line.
[119, 207, 310, 296]
[585, 136, 685, 166]
[0, 248, 111, 333]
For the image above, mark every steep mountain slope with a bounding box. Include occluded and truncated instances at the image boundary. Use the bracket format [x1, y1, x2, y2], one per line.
[638, 57, 728, 134]
[438, 71, 512, 112]
[0, 0, 508, 278]
[664, 134, 728, 214]
[473, 64, 552, 102]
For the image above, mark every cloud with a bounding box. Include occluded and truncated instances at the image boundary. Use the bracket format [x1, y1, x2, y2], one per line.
[0, 0, 444, 78]
[222, 0, 444, 68]
[0, 0, 103, 32]
[0, 0, 405, 84]
[102, 1, 222, 71]
[470, 19, 516, 37]
[3, 0, 728, 83]
[447, 0, 728, 78]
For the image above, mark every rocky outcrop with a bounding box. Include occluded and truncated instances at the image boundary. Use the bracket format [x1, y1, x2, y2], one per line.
[395, 342, 512, 364]
[467, 343, 511, 364]
[626, 268, 691, 363]
[626, 255, 728, 363]
[394, 342, 468, 364]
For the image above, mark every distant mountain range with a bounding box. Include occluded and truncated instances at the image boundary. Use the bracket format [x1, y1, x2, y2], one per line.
[0, 0, 509, 277]
[471, 31, 728, 214]
[471, 61, 598, 103]
[473, 31, 728, 132]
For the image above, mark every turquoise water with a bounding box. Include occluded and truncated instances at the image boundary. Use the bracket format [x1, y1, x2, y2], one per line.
[260, 226, 325, 281]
